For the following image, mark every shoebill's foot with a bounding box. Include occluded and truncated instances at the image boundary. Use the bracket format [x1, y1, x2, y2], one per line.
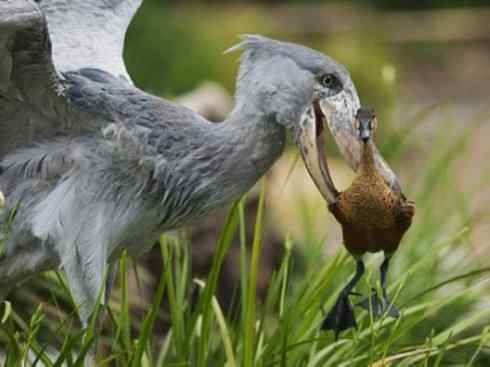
[357, 288, 400, 318]
[322, 290, 361, 339]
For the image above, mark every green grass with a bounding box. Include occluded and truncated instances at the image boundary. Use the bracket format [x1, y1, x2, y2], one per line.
[1, 112, 490, 366]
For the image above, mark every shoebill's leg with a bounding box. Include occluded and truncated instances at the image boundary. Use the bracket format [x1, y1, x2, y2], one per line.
[321, 259, 365, 339]
[358, 255, 400, 318]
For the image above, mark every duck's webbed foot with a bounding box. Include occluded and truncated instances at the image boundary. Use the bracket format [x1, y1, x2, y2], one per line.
[322, 290, 359, 338]
[357, 288, 400, 318]
[321, 260, 365, 339]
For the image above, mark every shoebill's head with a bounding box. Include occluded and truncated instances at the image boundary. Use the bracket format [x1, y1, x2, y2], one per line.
[227, 35, 360, 204]
[354, 107, 377, 144]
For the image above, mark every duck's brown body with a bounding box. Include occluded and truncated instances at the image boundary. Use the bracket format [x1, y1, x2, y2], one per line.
[329, 141, 415, 257]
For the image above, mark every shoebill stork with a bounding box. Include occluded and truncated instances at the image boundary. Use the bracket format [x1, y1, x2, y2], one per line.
[0, 0, 400, 329]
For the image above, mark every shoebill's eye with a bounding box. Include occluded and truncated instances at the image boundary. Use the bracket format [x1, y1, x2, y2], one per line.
[320, 74, 336, 88]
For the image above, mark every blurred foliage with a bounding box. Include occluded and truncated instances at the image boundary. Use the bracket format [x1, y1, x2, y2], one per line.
[366, 0, 490, 9]
[144, 0, 490, 9]
[125, 2, 269, 97]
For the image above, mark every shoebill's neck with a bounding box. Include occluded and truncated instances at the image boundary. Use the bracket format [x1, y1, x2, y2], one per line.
[222, 101, 286, 182]
[205, 101, 286, 204]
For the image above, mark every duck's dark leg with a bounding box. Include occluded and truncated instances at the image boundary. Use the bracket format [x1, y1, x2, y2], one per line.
[379, 257, 400, 317]
[321, 260, 365, 339]
[358, 256, 400, 318]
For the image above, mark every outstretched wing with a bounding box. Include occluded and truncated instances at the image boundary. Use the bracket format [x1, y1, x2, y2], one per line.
[0, 0, 142, 157]
[0, 0, 63, 156]
[40, 0, 142, 79]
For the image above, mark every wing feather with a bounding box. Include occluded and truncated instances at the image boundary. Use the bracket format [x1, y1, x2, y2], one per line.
[40, 0, 142, 80]
[0, 0, 142, 157]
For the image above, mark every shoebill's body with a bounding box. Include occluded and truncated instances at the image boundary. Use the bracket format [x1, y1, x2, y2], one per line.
[300, 105, 415, 338]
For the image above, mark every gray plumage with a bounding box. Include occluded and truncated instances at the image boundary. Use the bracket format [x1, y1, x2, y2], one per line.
[0, 0, 397, 326]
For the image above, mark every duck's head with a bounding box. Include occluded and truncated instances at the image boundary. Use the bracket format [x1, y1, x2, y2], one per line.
[355, 106, 377, 144]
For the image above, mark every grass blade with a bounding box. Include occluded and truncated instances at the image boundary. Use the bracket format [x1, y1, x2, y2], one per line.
[243, 181, 266, 367]
[195, 201, 240, 367]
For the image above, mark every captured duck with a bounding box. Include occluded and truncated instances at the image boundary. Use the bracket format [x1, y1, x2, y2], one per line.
[300, 105, 415, 338]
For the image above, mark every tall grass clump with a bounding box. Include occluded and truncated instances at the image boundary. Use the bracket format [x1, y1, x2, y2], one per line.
[1, 109, 489, 366]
